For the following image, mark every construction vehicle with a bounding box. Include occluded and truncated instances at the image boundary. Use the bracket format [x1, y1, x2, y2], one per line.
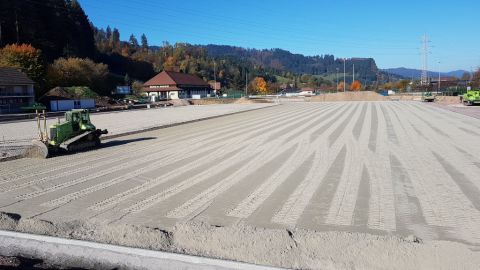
[461, 89, 480, 106]
[26, 109, 108, 158]
[421, 92, 435, 102]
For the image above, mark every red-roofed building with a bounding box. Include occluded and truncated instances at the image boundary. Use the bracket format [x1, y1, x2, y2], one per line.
[143, 71, 212, 100]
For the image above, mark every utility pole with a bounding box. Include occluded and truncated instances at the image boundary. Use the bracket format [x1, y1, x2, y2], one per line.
[245, 71, 248, 97]
[213, 61, 217, 95]
[438, 61, 441, 93]
[343, 58, 346, 92]
[336, 68, 339, 92]
[353, 64, 355, 83]
[420, 34, 430, 86]
[15, 10, 20, 44]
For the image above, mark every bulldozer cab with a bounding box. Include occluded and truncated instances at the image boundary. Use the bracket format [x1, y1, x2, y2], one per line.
[65, 109, 95, 131]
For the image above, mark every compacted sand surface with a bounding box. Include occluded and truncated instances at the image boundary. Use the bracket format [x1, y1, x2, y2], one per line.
[1, 101, 480, 269]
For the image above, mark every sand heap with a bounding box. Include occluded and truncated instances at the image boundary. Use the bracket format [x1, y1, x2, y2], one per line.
[310, 91, 387, 102]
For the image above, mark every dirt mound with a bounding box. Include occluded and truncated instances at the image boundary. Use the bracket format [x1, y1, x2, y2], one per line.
[310, 91, 387, 102]
[234, 97, 272, 104]
[1, 212, 479, 270]
[169, 99, 191, 106]
[189, 98, 272, 105]
[435, 96, 461, 104]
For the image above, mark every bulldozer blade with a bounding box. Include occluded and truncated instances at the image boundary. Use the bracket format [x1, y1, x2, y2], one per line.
[23, 140, 49, 159]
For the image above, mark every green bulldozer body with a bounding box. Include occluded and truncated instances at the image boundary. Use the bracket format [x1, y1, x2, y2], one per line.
[27, 109, 107, 158]
[462, 90, 480, 106]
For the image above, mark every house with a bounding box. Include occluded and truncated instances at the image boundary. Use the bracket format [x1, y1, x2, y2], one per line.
[39, 87, 96, 112]
[143, 71, 212, 101]
[0, 67, 35, 113]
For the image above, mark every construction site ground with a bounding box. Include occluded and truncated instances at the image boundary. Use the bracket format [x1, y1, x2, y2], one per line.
[0, 103, 274, 159]
[1, 101, 480, 269]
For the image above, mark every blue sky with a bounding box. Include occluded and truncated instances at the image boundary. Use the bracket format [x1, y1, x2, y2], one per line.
[80, 0, 479, 72]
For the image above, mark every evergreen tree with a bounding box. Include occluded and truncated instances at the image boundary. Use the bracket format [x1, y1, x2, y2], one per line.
[106, 26, 112, 40]
[129, 34, 139, 47]
[141, 34, 148, 50]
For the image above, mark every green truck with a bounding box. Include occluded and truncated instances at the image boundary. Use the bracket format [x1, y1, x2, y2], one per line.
[462, 89, 480, 106]
[27, 109, 108, 158]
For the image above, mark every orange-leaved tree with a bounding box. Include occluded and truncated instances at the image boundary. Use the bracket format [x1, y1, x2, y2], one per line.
[337, 81, 346, 91]
[350, 80, 362, 91]
[252, 77, 268, 95]
[0, 44, 45, 86]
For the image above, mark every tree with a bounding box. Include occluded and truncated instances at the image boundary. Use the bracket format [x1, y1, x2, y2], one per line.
[337, 81, 345, 91]
[111, 28, 120, 49]
[461, 72, 471, 81]
[131, 80, 144, 96]
[252, 77, 268, 95]
[0, 44, 45, 87]
[350, 80, 362, 91]
[46, 57, 109, 94]
[395, 79, 410, 92]
[106, 26, 112, 40]
[129, 34, 139, 47]
[141, 34, 148, 50]
[124, 73, 131, 85]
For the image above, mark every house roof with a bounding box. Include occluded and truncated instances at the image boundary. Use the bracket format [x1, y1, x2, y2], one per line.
[143, 71, 210, 87]
[39, 87, 97, 102]
[0, 67, 35, 85]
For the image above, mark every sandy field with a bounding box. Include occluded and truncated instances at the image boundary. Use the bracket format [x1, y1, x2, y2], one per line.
[0, 103, 274, 159]
[1, 101, 480, 269]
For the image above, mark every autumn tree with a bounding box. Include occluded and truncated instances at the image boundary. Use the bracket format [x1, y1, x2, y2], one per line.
[252, 77, 268, 95]
[337, 81, 346, 91]
[350, 80, 362, 91]
[473, 68, 480, 87]
[395, 79, 410, 92]
[46, 57, 109, 94]
[0, 44, 45, 88]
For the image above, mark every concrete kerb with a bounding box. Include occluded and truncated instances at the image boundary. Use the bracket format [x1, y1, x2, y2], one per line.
[0, 230, 284, 270]
[0, 104, 279, 162]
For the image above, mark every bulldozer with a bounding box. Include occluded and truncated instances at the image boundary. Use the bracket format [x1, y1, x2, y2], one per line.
[461, 89, 480, 106]
[26, 109, 108, 158]
[421, 92, 435, 102]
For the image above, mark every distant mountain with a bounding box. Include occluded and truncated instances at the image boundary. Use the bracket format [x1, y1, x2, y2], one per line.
[383, 67, 469, 79]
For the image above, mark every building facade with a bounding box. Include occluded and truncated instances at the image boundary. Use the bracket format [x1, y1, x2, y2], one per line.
[0, 67, 35, 113]
[143, 71, 212, 101]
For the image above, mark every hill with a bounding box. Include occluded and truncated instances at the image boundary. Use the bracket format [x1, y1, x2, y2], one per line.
[383, 67, 469, 79]
[203, 45, 379, 83]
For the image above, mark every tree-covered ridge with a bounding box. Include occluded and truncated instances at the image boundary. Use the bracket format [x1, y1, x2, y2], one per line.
[0, 0, 95, 61]
[203, 45, 379, 82]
